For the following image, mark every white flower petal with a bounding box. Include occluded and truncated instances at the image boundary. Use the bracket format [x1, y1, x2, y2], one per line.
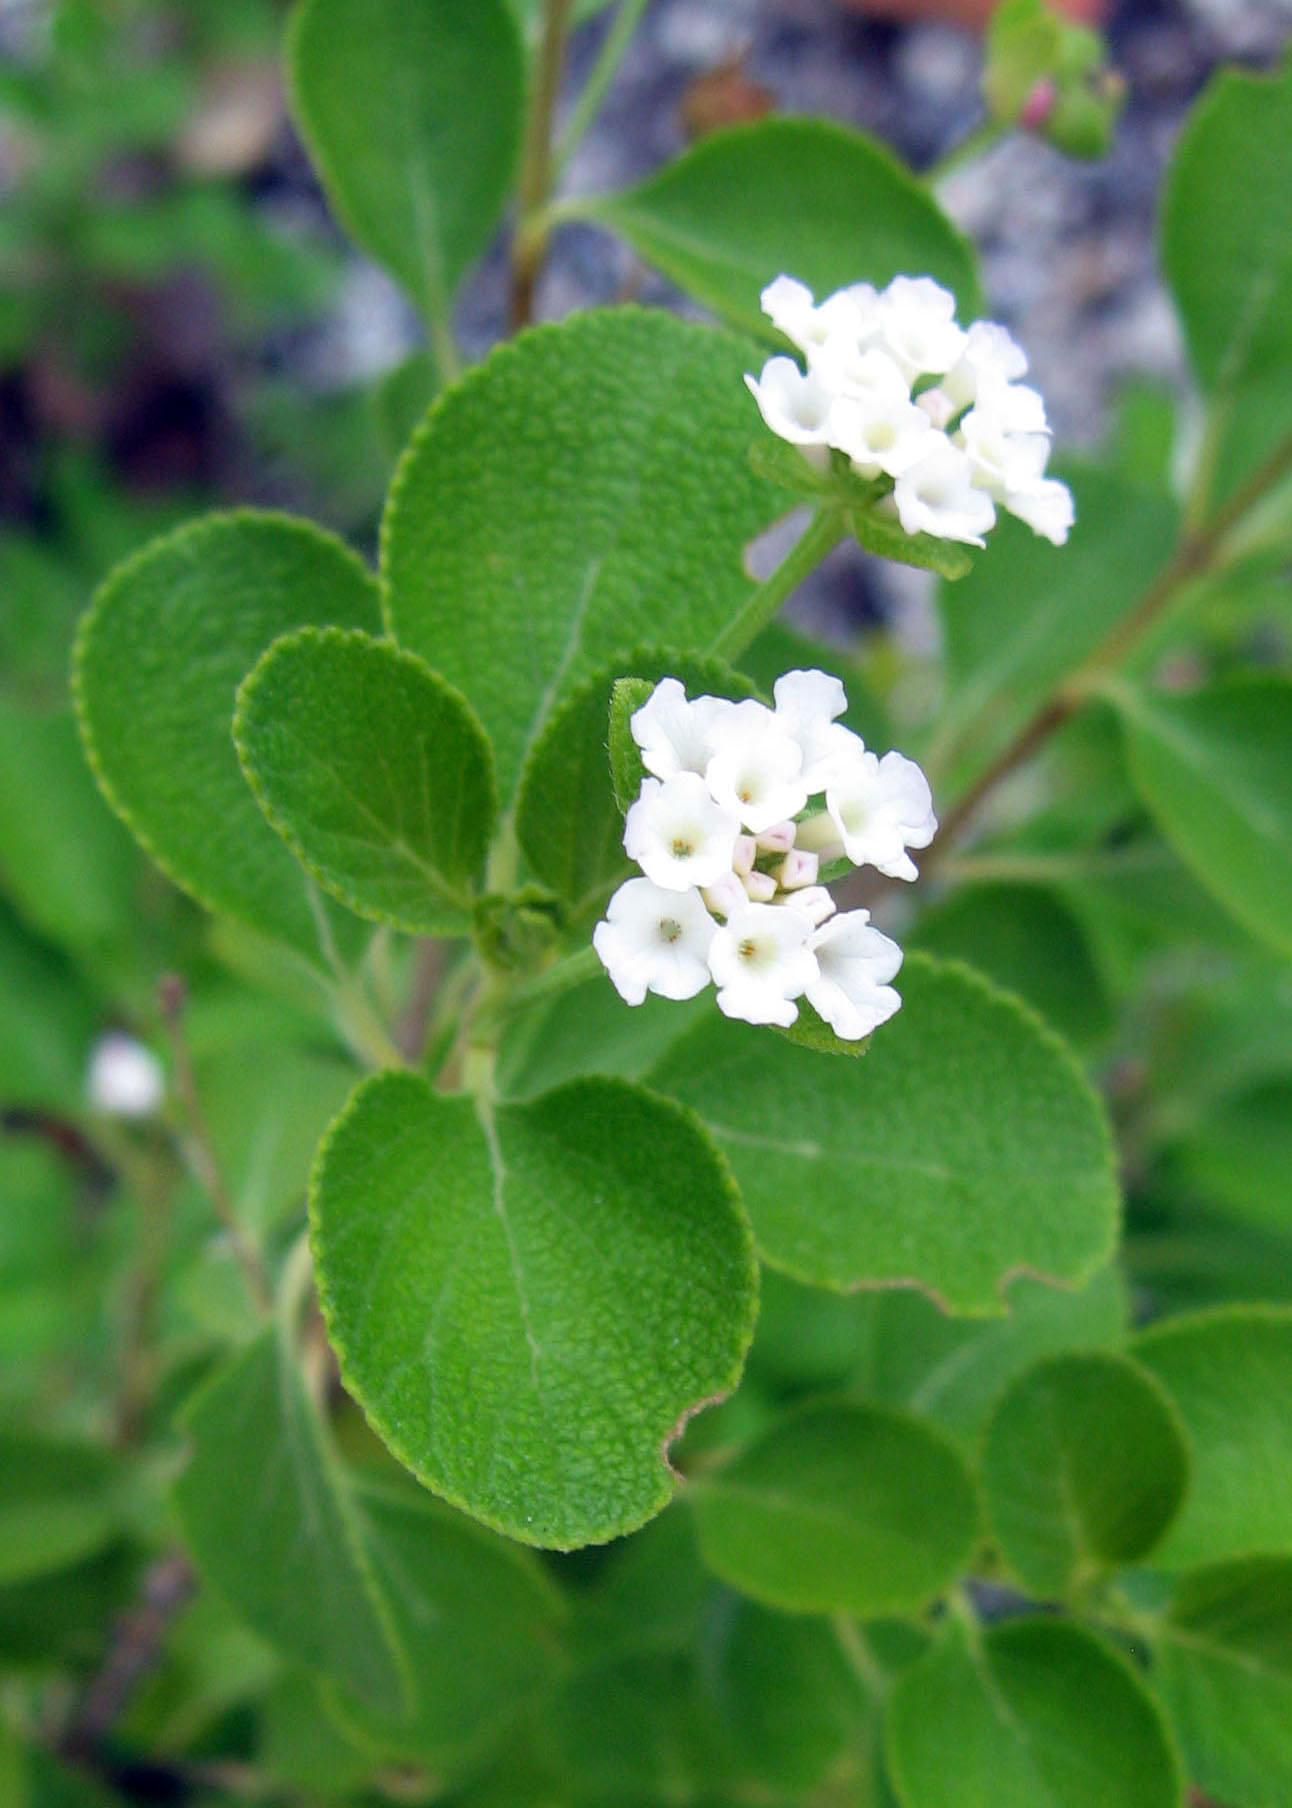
[892, 439, 996, 547]
[709, 902, 818, 1027]
[630, 678, 733, 780]
[623, 773, 741, 891]
[744, 357, 836, 446]
[806, 910, 903, 1040]
[705, 701, 808, 833]
[593, 878, 717, 1004]
[1005, 475, 1075, 545]
[825, 748, 936, 879]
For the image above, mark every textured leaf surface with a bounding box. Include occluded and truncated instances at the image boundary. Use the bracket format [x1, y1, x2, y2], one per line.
[645, 954, 1119, 1313]
[927, 469, 1178, 788]
[516, 648, 759, 916]
[1117, 675, 1292, 957]
[982, 1351, 1189, 1596]
[172, 1326, 404, 1708]
[1158, 1556, 1292, 1808]
[74, 513, 382, 963]
[579, 118, 980, 337]
[381, 309, 783, 803]
[1133, 1306, 1292, 1567]
[326, 1482, 563, 1769]
[311, 1070, 758, 1547]
[235, 628, 495, 934]
[1162, 51, 1292, 500]
[887, 1619, 1182, 1808]
[288, 0, 522, 317]
[691, 1401, 978, 1616]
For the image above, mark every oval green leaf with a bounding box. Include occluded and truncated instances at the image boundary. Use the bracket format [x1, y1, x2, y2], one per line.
[577, 118, 980, 338]
[1162, 50, 1292, 502]
[74, 512, 382, 965]
[325, 1481, 564, 1771]
[982, 1350, 1189, 1597]
[310, 1070, 759, 1547]
[381, 308, 783, 804]
[691, 1400, 978, 1617]
[1133, 1305, 1292, 1567]
[887, 1618, 1182, 1808]
[172, 1326, 406, 1710]
[235, 627, 495, 934]
[1158, 1556, 1292, 1808]
[645, 954, 1119, 1313]
[287, 0, 523, 324]
[0, 1433, 124, 1586]
[1115, 675, 1292, 958]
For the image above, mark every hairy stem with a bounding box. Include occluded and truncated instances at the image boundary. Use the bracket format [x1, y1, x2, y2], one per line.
[923, 426, 1292, 866]
[709, 507, 849, 662]
[510, 0, 574, 330]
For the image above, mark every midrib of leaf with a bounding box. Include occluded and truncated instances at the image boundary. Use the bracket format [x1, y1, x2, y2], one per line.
[1163, 1620, 1292, 1682]
[476, 1097, 542, 1389]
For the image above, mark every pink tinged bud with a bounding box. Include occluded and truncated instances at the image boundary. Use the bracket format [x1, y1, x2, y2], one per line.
[701, 872, 747, 919]
[1021, 77, 1057, 131]
[794, 811, 845, 861]
[756, 820, 797, 855]
[732, 834, 758, 876]
[743, 869, 777, 903]
[785, 885, 836, 928]
[776, 849, 819, 890]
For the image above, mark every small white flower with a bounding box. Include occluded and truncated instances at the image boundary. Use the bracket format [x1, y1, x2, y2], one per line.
[1004, 476, 1075, 546]
[623, 773, 741, 892]
[709, 903, 818, 1027]
[875, 276, 966, 381]
[744, 357, 837, 450]
[630, 678, 733, 781]
[941, 319, 1029, 412]
[594, 879, 717, 1005]
[86, 1033, 165, 1118]
[826, 748, 937, 881]
[705, 701, 809, 834]
[958, 413, 1051, 502]
[761, 275, 878, 361]
[830, 385, 933, 479]
[805, 910, 903, 1040]
[892, 439, 997, 546]
[771, 668, 862, 792]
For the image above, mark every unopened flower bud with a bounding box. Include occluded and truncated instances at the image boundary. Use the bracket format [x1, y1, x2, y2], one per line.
[86, 1033, 165, 1119]
[732, 834, 758, 876]
[702, 872, 748, 919]
[776, 849, 819, 890]
[756, 820, 797, 855]
[743, 869, 777, 903]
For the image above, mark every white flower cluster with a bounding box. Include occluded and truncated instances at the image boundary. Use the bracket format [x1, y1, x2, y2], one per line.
[746, 273, 1074, 548]
[593, 670, 936, 1039]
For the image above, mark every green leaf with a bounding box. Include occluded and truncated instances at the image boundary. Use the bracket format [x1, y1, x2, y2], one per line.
[1165, 1078, 1292, 1239]
[1157, 1556, 1292, 1808]
[372, 349, 440, 464]
[381, 308, 783, 804]
[0, 1434, 123, 1585]
[0, 903, 99, 1111]
[645, 954, 1119, 1314]
[1162, 50, 1292, 502]
[850, 504, 975, 581]
[699, 1598, 867, 1791]
[497, 966, 709, 1103]
[549, 1649, 732, 1801]
[608, 677, 655, 815]
[909, 884, 1112, 1046]
[887, 1618, 1182, 1808]
[172, 1325, 406, 1709]
[287, 0, 523, 322]
[691, 1400, 978, 1617]
[235, 627, 495, 935]
[577, 118, 980, 339]
[1115, 674, 1292, 957]
[515, 649, 760, 916]
[0, 702, 139, 953]
[925, 468, 1178, 789]
[982, 1351, 1189, 1597]
[310, 1070, 758, 1547]
[848, 1265, 1128, 1450]
[1133, 1306, 1292, 1567]
[324, 1480, 564, 1771]
[74, 512, 382, 965]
